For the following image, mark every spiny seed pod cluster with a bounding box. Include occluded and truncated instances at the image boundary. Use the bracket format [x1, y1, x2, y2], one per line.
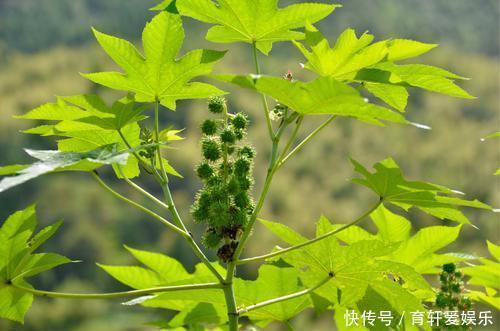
[191, 96, 255, 262]
[433, 263, 473, 330]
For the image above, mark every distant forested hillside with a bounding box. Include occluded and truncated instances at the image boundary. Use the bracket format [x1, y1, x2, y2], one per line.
[0, 0, 498, 55]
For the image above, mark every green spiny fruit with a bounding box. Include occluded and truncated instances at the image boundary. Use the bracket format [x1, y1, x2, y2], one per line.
[202, 138, 221, 161]
[196, 162, 214, 180]
[208, 96, 225, 114]
[232, 113, 248, 129]
[220, 128, 236, 144]
[201, 119, 218, 135]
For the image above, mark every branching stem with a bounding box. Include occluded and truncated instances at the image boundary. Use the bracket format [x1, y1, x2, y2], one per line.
[91, 171, 187, 237]
[237, 199, 382, 265]
[252, 42, 274, 139]
[277, 115, 337, 169]
[12, 282, 221, 300]
[237, 275, 332, 314]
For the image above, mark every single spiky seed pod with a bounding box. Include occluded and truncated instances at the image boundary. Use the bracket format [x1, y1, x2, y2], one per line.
[201, 119, 218, 135]
[208, 96, 225, 114]
[234, 192, 250, 208]
[227, 177, 239, 195]
[234, 129, 244, 140]
[231, 208, 248, 227]
[202, 139, 221, 161]
[238, 146, 255, 159]
[220, 128, 236, 144]
[227, 146, 235, 155]
[234, 158, 251, 176]
[203, 229, 222, 248]
[191, 202, 209, 223]
[237, 177, 252, 190]
[451, 283, 461, 293]
[435, 293, 448, 308]
[232, 113, 248, 129]
[196, 162, 214, 180]
[443, 263, 456, 273]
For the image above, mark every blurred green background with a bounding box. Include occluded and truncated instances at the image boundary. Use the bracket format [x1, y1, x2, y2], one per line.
[0, 0, 498, 330]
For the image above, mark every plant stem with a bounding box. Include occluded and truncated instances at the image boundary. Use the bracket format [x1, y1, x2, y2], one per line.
[238, 275, 332, 314]
[223, 276, 239, 331]
[154, 100, 169, 184]
[252, 42, 274, 139]
[277, 115, 337, 170]
[277, 115, 304, 163]
[237, 199, 382, 265]
[92, 171, 187, 237]
[120, 170, 169, 211]
[12, 282, 221, 300]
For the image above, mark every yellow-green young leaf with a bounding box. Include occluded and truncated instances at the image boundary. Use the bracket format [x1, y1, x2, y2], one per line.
[83, 12, 226, 109]
[294, 25, 386, 78]
[487, 241, 500, 262]
[370, 205, 411, 242]
[367, 62, 474, 99]
[0, 206, 71, 323]
[177, 0, 339, 54]
[150, 0, 178, 13]
[0, 144, 130, 193]
[351, 157, 491, 224]
[385, 39, 438, 61]
[363, 82, 409, 112]
[215, 74, 409, 126]
[0, 281, 33, 324]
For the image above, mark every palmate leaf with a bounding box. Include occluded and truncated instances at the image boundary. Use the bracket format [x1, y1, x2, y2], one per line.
[138, 264, 312, 326]
[18, 94, 182, 179]
[176, 0, 338, 55]
[100, 246, 229, 328]
[331, 205, 473, 274]
[294, 24, 473, 111]
[351, 158, 491, 224]
[83, 12, 226, 109]
[259, 216, 430, 324]
[461, 241, 500, 310]
[0, 205, 72, 323]
[215, 74, 408, 126]
[18, 94, 144, 178]
[0, 144, 130, 193]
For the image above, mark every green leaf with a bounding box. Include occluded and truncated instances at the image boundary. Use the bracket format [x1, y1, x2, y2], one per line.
[370, 205, 411, 242]
[366, 62, 474, 99]
[168, 302, 226, 329]
[236, 265, 311, 324]
[151, 0, 178, 13]
[83, 12, 226, 109]
[351, 157, 491, 224]
[0, 281, 33, 324]
[487, 241, 500, 262]
[0, 144, 130, 193]
[177, 0, 338, 54]
[331, 207, 473, 275]
[215, 74, 408, 126]
[98, 247, 211, 290]
[17, 94, 146, 179]
[0, 206, 71, 323]
[363, 82, 408, 112]
[263, 216, 430, 309]
[294, 26, 387, 78]
[385, 39, 438, 61]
